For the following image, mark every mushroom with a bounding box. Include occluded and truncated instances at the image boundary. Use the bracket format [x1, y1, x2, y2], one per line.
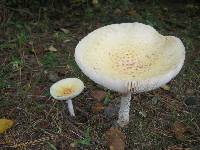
[75, 23, 185, 127]
[50, 78, 84, 116]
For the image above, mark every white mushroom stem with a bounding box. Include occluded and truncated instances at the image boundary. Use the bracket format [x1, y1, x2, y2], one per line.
[117, 93, 131, 127]
[67, 99, 75, 116]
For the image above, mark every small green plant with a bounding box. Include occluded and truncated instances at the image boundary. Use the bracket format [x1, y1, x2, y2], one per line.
[0, 42, 17, 51]
[53, 32, 68, 42]
[85, 7, 95, 19]
[42, 52, 59, 68]
[46, 142, 57, 150]
[17, 32, 29, 48]
[144, 12, 158, 27]
[171, 108, 178, 122]
[0, 57, 22, 88]
[74, 127, 91, 146]
[10, 57, 23, 71]
[104, 91, 111, 106]
[183, 113, 197, 127]
[183, 36, 194, 50]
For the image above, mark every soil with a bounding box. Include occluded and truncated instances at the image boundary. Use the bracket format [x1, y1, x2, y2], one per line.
[0, 0, 199, 149]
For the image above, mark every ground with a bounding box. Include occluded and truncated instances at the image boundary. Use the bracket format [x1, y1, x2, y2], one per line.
[0, 0, 200, 149]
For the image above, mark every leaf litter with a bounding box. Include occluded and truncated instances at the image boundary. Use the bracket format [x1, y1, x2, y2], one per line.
[105, 127, 126, 150]
[91, 90, 107, 101]
[0, 119, 14, 134]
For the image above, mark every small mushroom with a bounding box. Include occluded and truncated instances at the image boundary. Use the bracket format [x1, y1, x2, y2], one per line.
[75, 23, 185, 127]
[50, 78, 84, 116]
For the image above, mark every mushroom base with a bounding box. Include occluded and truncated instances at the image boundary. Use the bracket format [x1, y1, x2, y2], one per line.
[117, 93, 131, 127]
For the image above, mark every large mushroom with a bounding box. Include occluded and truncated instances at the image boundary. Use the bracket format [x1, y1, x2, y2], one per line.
[75, 23, 185, 127]
[50, 78, 84, 116]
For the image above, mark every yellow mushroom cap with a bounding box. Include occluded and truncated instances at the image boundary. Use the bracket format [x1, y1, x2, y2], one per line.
[50, 78, 84, 100]
[75, 23, 185, 93]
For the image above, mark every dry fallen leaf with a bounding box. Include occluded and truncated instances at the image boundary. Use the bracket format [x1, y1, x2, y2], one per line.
[92, 0, 98, 5]
[0, 119, 14, 134]
[139, 110, 147, 118]
[173, 121, 190, 140]
[92, 103, 105, 113]
[48, 45, 58, 52]
[127, 9, 137, 16]
[63, 39, 71, 43]
[105, 127, 125, 150]
[60, 28, 70, 34]
[161, 85, 170, 91]
[91, 90, 107, 101]
[113, 8, 122, 16]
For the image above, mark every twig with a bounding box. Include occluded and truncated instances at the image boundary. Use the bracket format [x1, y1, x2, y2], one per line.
[70, 130, 83, 138]
[67, 120, 85, 136]
[75, 106, 91, 117]
[27, 95, 47, 98]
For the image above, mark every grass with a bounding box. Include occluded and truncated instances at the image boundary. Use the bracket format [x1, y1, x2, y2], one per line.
[73, 127, 92, 147]
[0, 0, 200, 149]
[42, 52, 59, 68]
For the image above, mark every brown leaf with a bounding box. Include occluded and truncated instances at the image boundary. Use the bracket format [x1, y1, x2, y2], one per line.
[113, 8, 122, 16]
[0, 119, 14, 134]
[173, 121, 190, 140]
[60, 28, 70, 34]
[48, 45, 58, 52]
[92, 103, 105, 113]
[91, 90, 107, 101]
[92, 0, 98, 5]
[105, 127, 125, 150]
[127, 9, 137, 16]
